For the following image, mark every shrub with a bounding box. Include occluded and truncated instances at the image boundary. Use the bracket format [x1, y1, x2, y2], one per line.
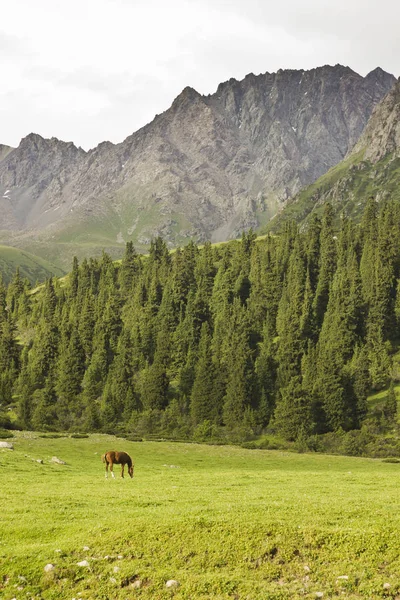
[193, 420, 214, 442]
[0, 429, 14, 439]
[339, 426, 373, 457]
[0, 412, 12, 430]
[119, 434, 143, 442]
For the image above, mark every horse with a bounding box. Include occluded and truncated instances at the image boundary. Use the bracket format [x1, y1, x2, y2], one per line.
[101, 450, 134, 479]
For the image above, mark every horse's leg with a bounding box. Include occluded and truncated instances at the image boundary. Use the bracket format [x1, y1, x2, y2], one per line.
[111, 463, 115, 478]
[105, 462, 109, 478]
[121, 463, 125, 478]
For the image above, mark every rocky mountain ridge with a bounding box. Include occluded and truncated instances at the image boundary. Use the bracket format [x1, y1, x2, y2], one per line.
[267, 77, 400, 231]
[0, 64, 396, 267]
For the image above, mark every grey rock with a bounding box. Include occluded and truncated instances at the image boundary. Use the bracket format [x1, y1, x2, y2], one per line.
[0, 441, 13, 449]
[0, 66, 395, 266]
[77, 560, 90, 567]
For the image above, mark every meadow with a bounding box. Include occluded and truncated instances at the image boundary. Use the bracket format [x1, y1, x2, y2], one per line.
[1, 433, 400, 599]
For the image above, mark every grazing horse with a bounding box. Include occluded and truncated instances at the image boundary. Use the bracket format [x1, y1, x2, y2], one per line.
[101, 450, 134, 479]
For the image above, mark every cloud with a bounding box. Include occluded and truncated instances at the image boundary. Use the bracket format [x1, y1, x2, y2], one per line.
[0, 0, 398, 149]
[0, 31, 30, 57]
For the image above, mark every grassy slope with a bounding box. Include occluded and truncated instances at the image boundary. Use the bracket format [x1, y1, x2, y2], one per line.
[265, 151, 400, 232]
[1, 434, 400, 599]
[0, 245, 65, 284]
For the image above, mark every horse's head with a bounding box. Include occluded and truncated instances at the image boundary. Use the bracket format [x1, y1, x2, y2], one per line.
[129, 465, 134, 478]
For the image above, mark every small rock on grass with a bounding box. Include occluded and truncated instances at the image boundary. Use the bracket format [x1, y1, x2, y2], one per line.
[77, 560, 90, 567]
[44, 564, 55, 573]
[166, 580, 180, 589]
[131, 580, 142, 589]
[0, 442, 13, 449]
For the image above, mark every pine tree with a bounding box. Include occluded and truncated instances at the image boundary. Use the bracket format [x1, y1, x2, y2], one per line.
[69, 256, 79, 299]
[190, 323, 219, 424]
[273, 376, 312, 440]
[313, 204, 337, 329]
[139, 326, 170, 410]
[383, 380, 398, 422]
[56, 329, 85, 426]
[119, 241, 141, 299]
[222, 300, 256, 429]
[276, 235, 306, 387]
[32, 372, 58, 430]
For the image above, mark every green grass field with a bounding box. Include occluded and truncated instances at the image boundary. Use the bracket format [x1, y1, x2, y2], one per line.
[0, 245, 65, 284]
[1, 433, 400, 599]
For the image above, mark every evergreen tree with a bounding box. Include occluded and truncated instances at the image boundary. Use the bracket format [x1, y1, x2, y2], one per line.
[313, 203, 337, 328]
[273, 376, 312, 440]
[383, 380, 398, 422]
[190, 323, 219, 424]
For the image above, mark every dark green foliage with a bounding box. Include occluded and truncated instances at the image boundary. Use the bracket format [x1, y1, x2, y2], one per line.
[383, 380, 398, 422]
[3, 203, 400, 440]
[190, 323, 219, 425]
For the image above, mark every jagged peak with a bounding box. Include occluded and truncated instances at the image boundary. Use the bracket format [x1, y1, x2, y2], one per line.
[367, 66, 386, 76]
[18, 132, 84, 154]
[365, 66, 396, 85]
[172, 86, 203, 109]
[92, 140, 115, 152]
[20, 132, 45, 144]
[214, 64, 363, 98]
[215, 77, 240, 95]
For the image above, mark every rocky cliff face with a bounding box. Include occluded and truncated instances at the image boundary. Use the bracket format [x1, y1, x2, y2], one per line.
[268, 78, 400, 231]
[352, 77, 400, 162]
[0, 65, 396, 264]
[0, 144, 13, 161]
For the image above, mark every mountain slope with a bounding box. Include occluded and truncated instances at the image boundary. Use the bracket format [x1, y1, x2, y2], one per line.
[267, 78, 400, 230]
[0, 245, 65, 284]
[0, 65, 396, 267]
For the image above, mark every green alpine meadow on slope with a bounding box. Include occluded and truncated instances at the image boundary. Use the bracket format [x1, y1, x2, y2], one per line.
[1, 433, 400, 600]
[0, 245, 65, 284]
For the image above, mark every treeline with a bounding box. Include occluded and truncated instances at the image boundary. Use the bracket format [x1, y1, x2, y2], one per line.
[1, 200, 400, 442]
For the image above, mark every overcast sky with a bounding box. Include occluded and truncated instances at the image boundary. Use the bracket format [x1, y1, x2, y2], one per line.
[1, 0, 399, 150]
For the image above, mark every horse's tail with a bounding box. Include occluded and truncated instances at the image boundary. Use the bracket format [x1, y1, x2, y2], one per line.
[101, 453, 106, 463]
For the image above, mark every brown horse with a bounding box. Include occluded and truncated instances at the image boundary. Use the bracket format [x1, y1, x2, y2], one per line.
[101, 451, 134, 479]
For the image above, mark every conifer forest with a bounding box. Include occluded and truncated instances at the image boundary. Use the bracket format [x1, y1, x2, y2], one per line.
[1, 200, 400, 449]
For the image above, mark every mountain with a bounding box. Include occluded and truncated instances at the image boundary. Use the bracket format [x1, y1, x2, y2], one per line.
[0, 65, 396, 268]
[0, 245, 65, 284]
[0, 144, 13, 161]
[268, 77, 400, 230]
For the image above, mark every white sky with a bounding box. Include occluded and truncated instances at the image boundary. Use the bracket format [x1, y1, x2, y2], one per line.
[1, 0, 399, 150]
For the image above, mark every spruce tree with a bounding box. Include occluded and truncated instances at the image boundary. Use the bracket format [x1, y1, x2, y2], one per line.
[383, 380, 398, 422]
[190, 323, 219, 425]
